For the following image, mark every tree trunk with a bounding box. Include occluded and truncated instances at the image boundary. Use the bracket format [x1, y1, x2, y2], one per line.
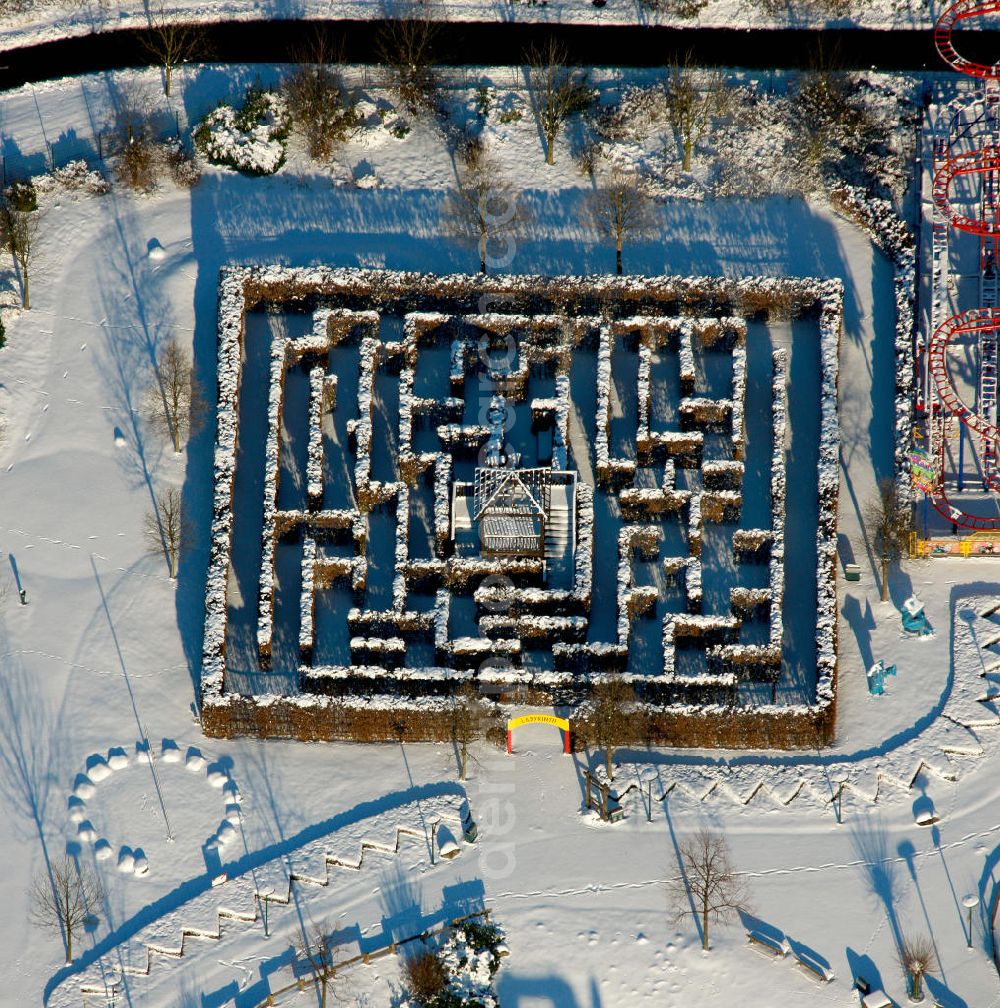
[165, 64, 172, 97]
[881, 554, 889, 602]
[66, 926, 72, 963]
[320, 976, 327, 1008]
[460, 741, 467, 780]
[546, 133, 555, 165]
[910, 972, 922, 1002]
[683, 139, 693, 172]
[616, 244, 623, 275]
[701, 907, 709, 950]
[479, 234, 487, 275]
[606, 746, 613, 780]
[22, 268, 29, 310]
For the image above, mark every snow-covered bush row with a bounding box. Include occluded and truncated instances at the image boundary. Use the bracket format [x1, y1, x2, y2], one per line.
[307, 365, 325, 509]
[679, 396, 732, 430]
[32, 159, 110, 197]
[194, 86, 290, 176]
[702, 459, 744, 490]
[299, 534, 317, 664]
[679, 321, 695, 393]
[354, 335, 378, 502]
[437, 424, 490, 448]
[347, 608, 433, 634]
[398, 359, 415, 456]
[730, 587, 771, 613]
[830, 183, 915, 503]
[733, 528, 774, 555]
[814, 284, 843, 703]
[351, 636, 407, 656]
[446, 556, 543, 589]
[731, 343, 747, 457]
[619, 486, 690, 518]
[434, 454, 452, 555]
[393, 484, 410, 611]
[769, 349, 788, 652]
[685, 557, 702, 612]
[636, 340, 652, 445]
[479, 614, 589, 639]
[688, 493, 703, 558]
[256, 332, 289, 667]
[316, 307, 380, 346]
[595, 322, 612, 481]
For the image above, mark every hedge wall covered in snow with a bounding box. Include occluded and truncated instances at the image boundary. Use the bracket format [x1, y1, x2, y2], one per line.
[202, 266, 842, 749]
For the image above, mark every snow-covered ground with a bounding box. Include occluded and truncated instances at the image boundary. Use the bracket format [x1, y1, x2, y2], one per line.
[2, 61, 999, 1008]
[0, 0, 939, 57]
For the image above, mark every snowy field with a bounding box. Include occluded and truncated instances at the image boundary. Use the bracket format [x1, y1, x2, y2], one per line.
[1, 61, 1000, 1008]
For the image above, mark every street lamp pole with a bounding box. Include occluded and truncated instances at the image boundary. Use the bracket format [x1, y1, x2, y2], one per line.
[963, 893, 979, 949]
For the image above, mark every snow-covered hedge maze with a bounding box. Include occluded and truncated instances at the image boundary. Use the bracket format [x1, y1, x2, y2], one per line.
[202, 267, 842, 749]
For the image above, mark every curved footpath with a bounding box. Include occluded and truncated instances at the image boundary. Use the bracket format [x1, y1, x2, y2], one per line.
[0, 21, 994, 92]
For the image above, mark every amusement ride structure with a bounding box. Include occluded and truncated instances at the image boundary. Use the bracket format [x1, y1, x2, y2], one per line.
[920, 0, 1000, 529]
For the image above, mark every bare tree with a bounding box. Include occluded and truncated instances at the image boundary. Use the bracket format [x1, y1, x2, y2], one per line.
[898, 934, 937, 1003]
[443, 155, 521, 275]
[144, 338, 203, 453]
[294, 921, 342, 1008]
[112, 85, 158, 192]
[145, 486, 184, 579]
[450, 682, 491, 779]
[0, 196, 40, 310]
[586, 169, 656, 275]
[375, 13, 439, 113]
[664, 55, 731, 172]
[283, 30, 360, 161]
[589, 677, 635, 780]
[141, 6, 207, 97]
[30, 856, 104, 963]
[863, 478, 912, 602]
[667, 828, 748, 951]
[526, 38, 592, 166]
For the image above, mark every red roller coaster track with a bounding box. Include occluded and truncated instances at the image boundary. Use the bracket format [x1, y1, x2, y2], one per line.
[923, 1, 1000, 529]
[927, 308, 1000, 443]
[935, 0, 1000, 78]
[932, 146, 1000, 235]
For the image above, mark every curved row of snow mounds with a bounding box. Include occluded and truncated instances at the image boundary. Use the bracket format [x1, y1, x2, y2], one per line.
[48, 788, 468, 1008]
[598, 596, 1000, 817]
[68, 739, 241, 877]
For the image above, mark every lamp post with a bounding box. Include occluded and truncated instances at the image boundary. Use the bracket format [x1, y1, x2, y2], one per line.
[963, 893, 979, 949]
[259, 887, 274, 938]
[641, 768, 658, 822]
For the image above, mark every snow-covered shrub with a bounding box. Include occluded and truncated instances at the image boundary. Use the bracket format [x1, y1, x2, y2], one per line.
[398, 919, 506, 1008]
[161, 139, 201, 188]
[34, 160, 109, 197]
[281, 61, 360, 161]
[194, 86, 291, 176]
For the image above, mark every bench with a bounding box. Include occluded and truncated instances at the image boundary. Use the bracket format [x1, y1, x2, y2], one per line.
[860, 991, 892, 1008]
[745, 930, 787, 959]
[793, 951, 834, 984]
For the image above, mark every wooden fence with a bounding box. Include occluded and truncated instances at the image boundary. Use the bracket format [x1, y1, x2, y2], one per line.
[252, 908, 493, 1008]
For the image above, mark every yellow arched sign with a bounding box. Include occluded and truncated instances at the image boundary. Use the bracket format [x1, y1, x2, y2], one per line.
[506, 714, 571, 754]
